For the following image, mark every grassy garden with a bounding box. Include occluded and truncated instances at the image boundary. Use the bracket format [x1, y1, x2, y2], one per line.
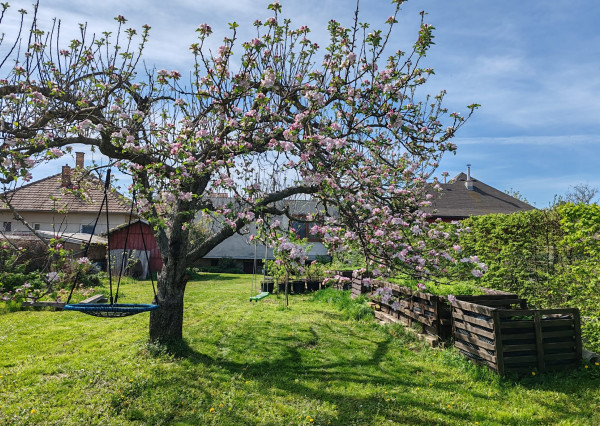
[1, 273, 599, 425]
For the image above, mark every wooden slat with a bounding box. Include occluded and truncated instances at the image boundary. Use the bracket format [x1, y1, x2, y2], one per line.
[453, 312, 494, 329]
[455, 321, 496, 340]
[540, 330, 577, 339]
[544, 353, 578, 362]
[573, 309, 583, 364]
[492, 310, 505, 375]
[497, 308, 578, 318]
[453, 332, 496, 351]
[454, 341, 497, 363]
[540, 319, 574, 328]
[458, 294, 517, 302]
[453, 300, 496, 316]
[500, 332, 536, 341]
[543, 342, 576, 351]
[502, 344, 536, 353]
[374, 310, 397, 324]
[80, 294, 108, 304]
[469, 298, 527, 307]
[502, 355, 538, 364]
[534, 311, 546, 371]
[21, 301, 65, 309]
[498, 320, 535, 329]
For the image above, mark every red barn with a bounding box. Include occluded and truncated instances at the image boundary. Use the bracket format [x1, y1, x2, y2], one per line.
[107, 220, 162, 276]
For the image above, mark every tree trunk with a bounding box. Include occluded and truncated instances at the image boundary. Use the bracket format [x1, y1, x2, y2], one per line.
[149, 248, 189, 343]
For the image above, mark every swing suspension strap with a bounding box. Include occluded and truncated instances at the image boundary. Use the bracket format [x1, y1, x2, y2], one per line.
[135, 199, 158, 303]
[65, 169, 111, 305]
[251, 242, 258, 298]
[64, 169, 159, 317]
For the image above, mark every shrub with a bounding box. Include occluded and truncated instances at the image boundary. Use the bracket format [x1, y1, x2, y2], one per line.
[456, 205, 600, 352]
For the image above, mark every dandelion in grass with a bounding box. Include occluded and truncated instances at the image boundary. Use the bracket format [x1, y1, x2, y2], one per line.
[585, 365, 589, 369]
[531, 372, 536, 376]
[209, 407, 215, 413]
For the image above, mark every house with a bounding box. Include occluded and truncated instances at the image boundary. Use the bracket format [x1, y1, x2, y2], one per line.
[0, 152, 132, 236]
[429, 166, 535, 221]
[199, 198, 330, 273]
[0, 153, 131, 264]
[108, 197, 331, 274]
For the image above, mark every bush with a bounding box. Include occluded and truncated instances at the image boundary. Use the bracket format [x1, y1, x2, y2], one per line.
[456, 205, 600, 352]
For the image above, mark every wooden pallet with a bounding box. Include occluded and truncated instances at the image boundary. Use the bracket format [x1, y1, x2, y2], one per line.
[452, 299, 582, 375]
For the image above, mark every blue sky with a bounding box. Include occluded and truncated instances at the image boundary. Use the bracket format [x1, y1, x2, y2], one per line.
[3, 0, 600, 206]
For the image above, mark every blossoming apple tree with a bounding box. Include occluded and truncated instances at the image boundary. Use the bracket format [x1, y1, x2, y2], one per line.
[0, 1, 479, 342]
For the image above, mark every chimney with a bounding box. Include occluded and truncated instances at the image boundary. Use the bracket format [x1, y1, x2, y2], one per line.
[61, 165, 72, 188]
[75, 152, 84, 169]
[465, 164, 473, 190]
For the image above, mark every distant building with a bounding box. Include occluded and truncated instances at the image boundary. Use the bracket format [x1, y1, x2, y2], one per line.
[0, 153, 131, 236]
[0, 153, 131, 266]
[200, 198, 330, 273]
[105, 219, 162, 277]
[430, 166, 535, 221]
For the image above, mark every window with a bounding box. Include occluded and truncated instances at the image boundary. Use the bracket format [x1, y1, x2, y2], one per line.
[34, 223, 40, 231]
[2, 222, 11, 232]
[291, 220, 321, 242]
[80, 224, 95, 234]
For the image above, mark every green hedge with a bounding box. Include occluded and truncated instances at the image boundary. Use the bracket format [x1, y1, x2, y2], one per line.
[458, 204, 600, 352]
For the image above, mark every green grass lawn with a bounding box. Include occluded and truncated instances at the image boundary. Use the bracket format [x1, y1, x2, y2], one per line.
[1, 274, 599, 425]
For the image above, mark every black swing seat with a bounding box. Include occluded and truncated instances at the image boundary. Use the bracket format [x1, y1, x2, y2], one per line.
[64, 303, 159, 318]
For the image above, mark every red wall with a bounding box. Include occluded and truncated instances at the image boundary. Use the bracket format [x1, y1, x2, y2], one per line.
[108, 222, 163, 272]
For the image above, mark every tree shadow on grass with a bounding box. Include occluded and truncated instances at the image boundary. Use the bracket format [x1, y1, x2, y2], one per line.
[141, 321, 600, 425]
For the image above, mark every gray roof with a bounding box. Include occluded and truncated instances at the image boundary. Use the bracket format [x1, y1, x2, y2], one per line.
[430, 173, 535, 219]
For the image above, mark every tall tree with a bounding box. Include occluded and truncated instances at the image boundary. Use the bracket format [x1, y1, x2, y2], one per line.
[564, 183, 599, 205]
[0, 1, 478, 342]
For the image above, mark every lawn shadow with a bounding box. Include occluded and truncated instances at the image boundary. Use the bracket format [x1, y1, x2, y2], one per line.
[143, 325, 498, 424]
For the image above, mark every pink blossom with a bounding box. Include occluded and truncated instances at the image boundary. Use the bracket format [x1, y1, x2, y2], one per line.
[197, 23, 212, 35]
[471, 269, 483, 278]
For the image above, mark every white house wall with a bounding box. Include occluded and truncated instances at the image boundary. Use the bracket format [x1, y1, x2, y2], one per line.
[0, 211, 131, 235]
[203, 198, 332, 261]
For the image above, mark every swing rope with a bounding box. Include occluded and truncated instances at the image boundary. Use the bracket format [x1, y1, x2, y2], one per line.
[249, 219, 270, 301]
[65, 169, 111, 306]
[64, 169, 159, 317]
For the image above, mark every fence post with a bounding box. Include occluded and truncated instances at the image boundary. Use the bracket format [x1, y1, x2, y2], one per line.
[534, 311, 546, 371]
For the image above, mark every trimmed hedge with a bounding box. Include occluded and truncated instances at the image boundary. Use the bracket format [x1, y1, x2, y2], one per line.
[458, 204, 600, 353]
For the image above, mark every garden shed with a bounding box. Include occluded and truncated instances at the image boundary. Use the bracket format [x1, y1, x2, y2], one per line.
[106, 219, 162, 277]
